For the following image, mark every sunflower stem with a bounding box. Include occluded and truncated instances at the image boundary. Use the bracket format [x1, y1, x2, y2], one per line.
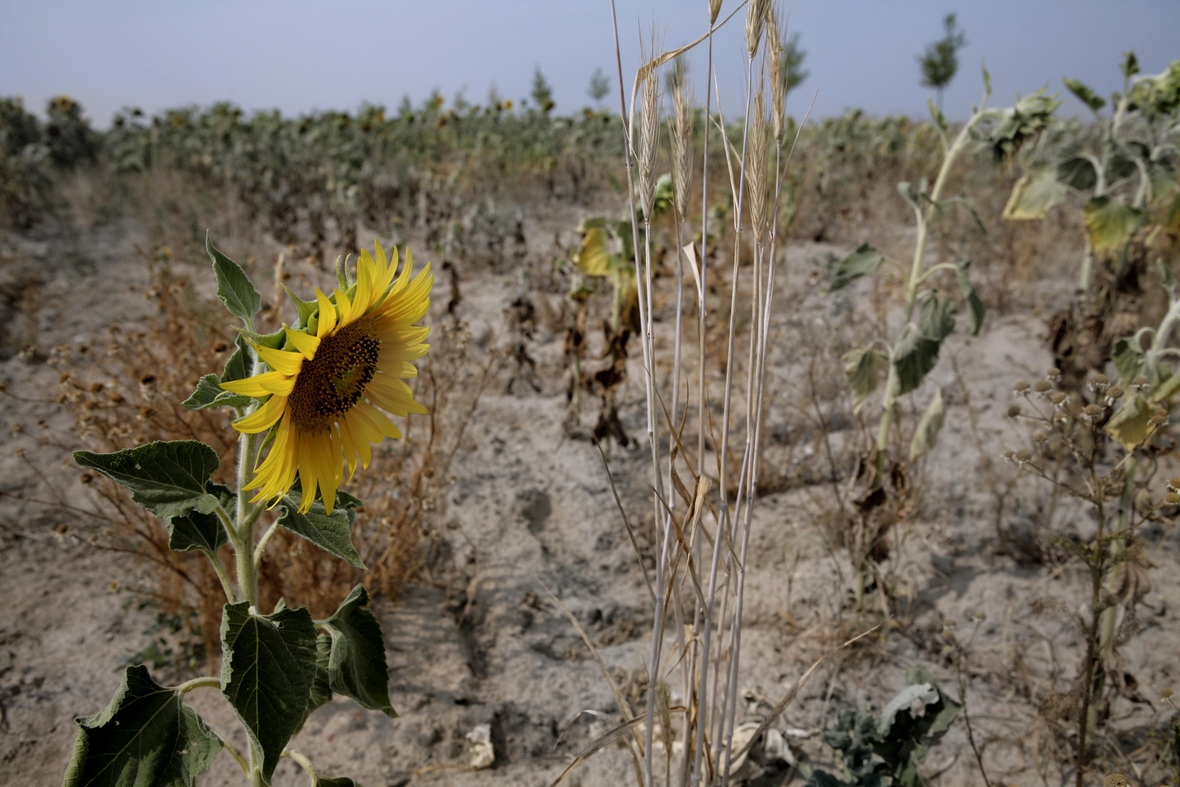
[253, 520, 282, 571]
[235, 428, 261, 608]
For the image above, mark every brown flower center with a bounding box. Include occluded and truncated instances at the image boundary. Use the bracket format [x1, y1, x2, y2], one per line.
[288, 317, 379, 432]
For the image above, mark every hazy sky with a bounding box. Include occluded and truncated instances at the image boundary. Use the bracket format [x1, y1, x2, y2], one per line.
[2, 1, 1178, 128]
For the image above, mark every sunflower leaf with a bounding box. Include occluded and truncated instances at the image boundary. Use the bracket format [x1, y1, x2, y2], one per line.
[63, 665, 222, 787]
[909, 387, 947, 461]
[75, 441, 221, 519]
[955, 260, 986, 336]
[166, 484, 232, 555]
[277, 490, 366, 569]
[220, 602, 317, 785]
[1105, 394, 1154, 451]
[321, 585, 397, 718]
[221, 335, 251, 382]
[842, 346, 888, 414]
[299, 633, 334, 731]
[207, 232, 261, 322]
[182, 374, 253, 411]
[893, 327, 941, 396]
[828, 242, 885, 293]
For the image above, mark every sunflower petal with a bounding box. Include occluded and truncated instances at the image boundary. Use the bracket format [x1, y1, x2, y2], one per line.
[254, 344, 304, 376]
[366, 373, 428, 416]
[221, 370, 296, 397]
[232, 393, 288, 434]
[334, 287, 355, 326]
[285, 325, 320, 360]
[315, 288, 337, 338]
[354, 249, 377, 315]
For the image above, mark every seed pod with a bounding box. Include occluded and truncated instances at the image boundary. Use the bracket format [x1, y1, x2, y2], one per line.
[1015, 449, 1032, 463]
[1034, 380, 1053, 394]
[1046, 367, 1062, 383]
[1106, 386, 1124, 402]
[1007, 404, 1022, 418]
[1050, 391, 1068, 406]
[1034, 432, 1048, 443]
[1013, 381, 1031, 394]
[1132, 375, 1150, 393]
[1166, 492, 1180, 506]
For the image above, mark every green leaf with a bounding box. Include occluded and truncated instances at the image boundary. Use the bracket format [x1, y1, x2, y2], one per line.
[220, 602, 318, 785]
[955, 260, 986, 336]
[927, 99, 948, 135]
[1002, 167, 1067, 221]
[74, 441, 221, 519]
[1063, 77, 1107, 112]
[181, 374, 253, 411]
[283, 285, 318, 329]
[1105, 395, 1153, 450]
[893, 328, 941, 396]
[277, 490, 365, 569]
[909, 388, 946, 462]
[828, 243, 885, 292]
[1121, 50, 1140, 80]
[918, 292, 957, 342]
[1151, 367, 1180, 403]
[322, 585, 397, 718]
[221, 334, 251, 383]
[308, 633, 333, 714]
[63, 665, 221, 787]
[167, 508, 227, 554]
[207, 233, 261, 322]
[983, 88, 1062, 162]
[843, 347, 889, 414]
[1056, 155, 1098, 191]
[1111, 337, 1145, 384]
[1084, 196, 1148, 255]
[897, 181, 924, 216]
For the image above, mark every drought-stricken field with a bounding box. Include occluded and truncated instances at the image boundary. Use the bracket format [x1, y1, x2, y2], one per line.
[2, 32, 1180, 787]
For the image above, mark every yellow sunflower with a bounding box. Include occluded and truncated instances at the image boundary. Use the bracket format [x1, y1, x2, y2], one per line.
[221, 242, 431, 513]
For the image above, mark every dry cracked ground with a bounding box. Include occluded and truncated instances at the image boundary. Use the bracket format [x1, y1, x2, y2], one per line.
[2, 205, 1179, 787]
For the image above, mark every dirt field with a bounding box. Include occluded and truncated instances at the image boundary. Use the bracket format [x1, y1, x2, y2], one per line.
[2, 195, 1179, 787]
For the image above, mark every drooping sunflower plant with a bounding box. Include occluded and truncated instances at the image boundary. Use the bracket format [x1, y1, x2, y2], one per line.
[63, 235, 431, 787]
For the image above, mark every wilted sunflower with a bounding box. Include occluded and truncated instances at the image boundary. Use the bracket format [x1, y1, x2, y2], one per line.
[222, 243, 431, 513]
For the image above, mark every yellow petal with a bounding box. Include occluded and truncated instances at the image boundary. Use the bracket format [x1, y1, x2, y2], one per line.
[315, 288, 337, 338]
[232, 394, 288, 434]
[373, 240, 397, 294]
[254, 344, 304, 376]
[221, 370, 296, 397]
[353, 400, 403, 441]
[366, 373, 428, 416]
[334, 287, 355, 326]
[354, 249, 377, 315]
[285, 326, 320, 360]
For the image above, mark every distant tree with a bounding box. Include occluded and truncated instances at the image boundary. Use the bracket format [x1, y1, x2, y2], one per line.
[918, 13, 967, 111]
[664, 56, 688, 93]
[588, 67, 611, 106]
[781, 32, 809, 97]
[532, 66, 556, 114]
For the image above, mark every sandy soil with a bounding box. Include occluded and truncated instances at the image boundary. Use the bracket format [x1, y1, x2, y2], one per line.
[1, 204, 1178, 787]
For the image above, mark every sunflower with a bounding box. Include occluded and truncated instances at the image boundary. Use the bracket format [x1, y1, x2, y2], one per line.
[221, 242, 431, 513]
